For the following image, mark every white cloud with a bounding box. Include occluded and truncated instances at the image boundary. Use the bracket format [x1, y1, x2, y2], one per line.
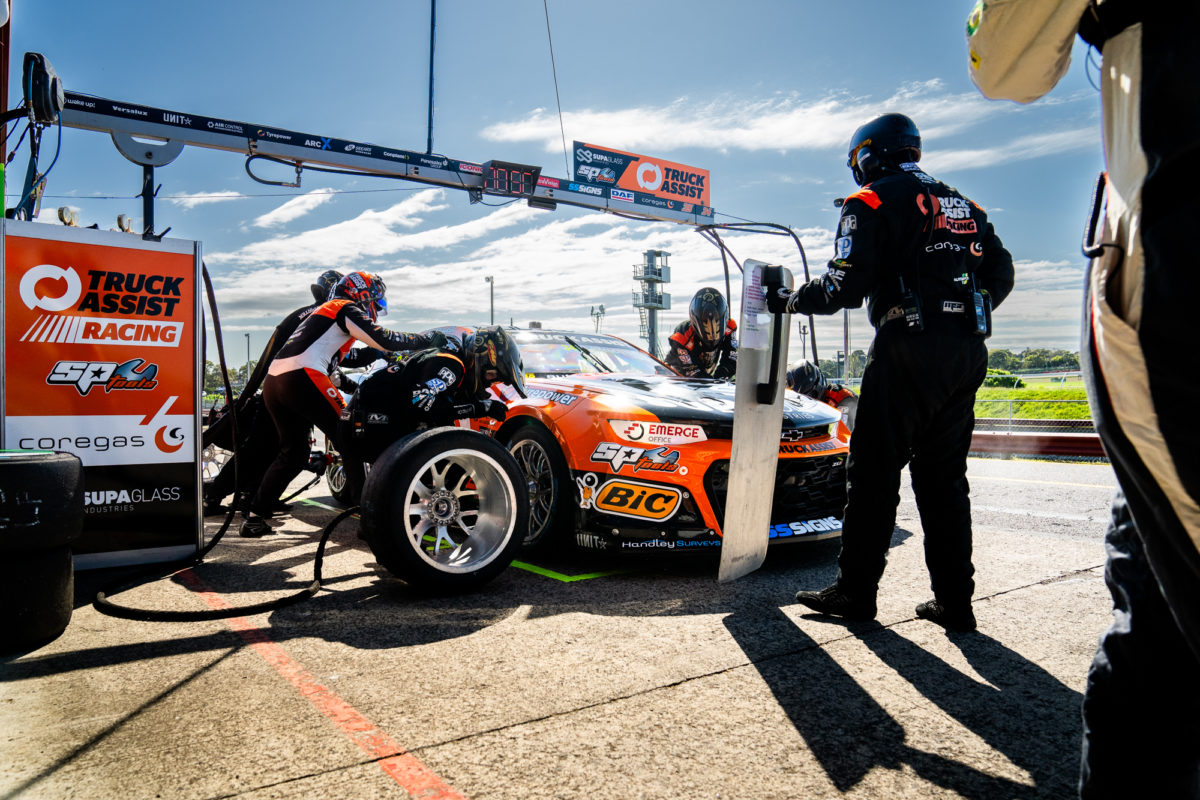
[166, 191, 243, 209]
[251, 190, 334, 227]
[924, 129, 1098, 173]
[208, 188, 495, 268]
[482, 80, 1008, 155]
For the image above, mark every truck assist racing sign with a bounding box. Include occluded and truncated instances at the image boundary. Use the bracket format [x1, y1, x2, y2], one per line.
[1, 221, 202, 564]
[573, 141, 711, 209]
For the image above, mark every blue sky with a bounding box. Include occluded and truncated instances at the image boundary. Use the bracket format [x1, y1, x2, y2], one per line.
[7, 1, 1102, 366]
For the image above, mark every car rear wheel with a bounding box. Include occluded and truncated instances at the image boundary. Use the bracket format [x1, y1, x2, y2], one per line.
[507, 424, 573, 551]
[325, 456, 358, 506]
[361, 427, 528, 593]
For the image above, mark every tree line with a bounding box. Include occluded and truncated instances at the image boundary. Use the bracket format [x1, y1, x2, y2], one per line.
[817, 348, 1080, 381]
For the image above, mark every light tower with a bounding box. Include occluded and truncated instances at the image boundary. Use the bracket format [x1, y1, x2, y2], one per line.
[633, 250, 671, 357]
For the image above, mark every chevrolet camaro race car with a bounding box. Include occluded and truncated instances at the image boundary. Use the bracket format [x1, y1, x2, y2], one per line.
[473, 328, 850, 554]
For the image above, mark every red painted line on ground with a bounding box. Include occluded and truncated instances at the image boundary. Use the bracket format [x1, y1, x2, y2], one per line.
[175, 568, 465, 799]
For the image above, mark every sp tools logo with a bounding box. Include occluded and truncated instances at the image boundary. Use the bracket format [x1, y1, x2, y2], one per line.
[20, 264, 82, 311]
[590, 442, 686, 475]
[47, 358, 159, 396]
[592, 479, 682, 521]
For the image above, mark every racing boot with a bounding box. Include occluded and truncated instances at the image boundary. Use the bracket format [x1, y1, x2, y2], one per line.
[239, 514, 272, 538]
[915, 600, 976, 632]
[794, 583, 877, 621]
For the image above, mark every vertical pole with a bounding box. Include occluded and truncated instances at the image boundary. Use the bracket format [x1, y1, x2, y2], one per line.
[1, 5, 10, 212]
[485, 276, 494, 324]
[426, 0, 436, 155]
[245, 333, 250, 386]
[141, 164, 155, 238]
[842, 308, 850, 381]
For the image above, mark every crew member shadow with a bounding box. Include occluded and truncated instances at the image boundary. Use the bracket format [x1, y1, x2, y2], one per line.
[724, 606, 1081, 798]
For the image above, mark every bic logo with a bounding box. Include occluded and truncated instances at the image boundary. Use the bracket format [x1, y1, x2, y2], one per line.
[593, 479, 682, 521]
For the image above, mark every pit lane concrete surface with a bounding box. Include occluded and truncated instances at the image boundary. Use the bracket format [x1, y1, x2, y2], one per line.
[1, 456, 1116, 799]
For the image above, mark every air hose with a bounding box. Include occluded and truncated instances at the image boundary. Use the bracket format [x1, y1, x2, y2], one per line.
[92, 263, 354, 621]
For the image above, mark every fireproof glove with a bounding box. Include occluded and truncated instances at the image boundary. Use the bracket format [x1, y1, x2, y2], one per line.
[765, 286, 792, 314]
[474, 399, 507, 421]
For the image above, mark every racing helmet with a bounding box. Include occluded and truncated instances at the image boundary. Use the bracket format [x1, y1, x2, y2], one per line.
[786, 360, 828, 399]
[689, 287, 729, 351]
[847, 113, 921, 186]
[332, 271, 387, 322]
[310, 269, 344, 304]
[461, 326, 527, 398]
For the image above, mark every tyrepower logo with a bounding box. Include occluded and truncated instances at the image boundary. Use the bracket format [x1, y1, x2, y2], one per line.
[592, 479, 682, 521]
[17, 264, 185, 347]
[47, 358, 159, 396]
[609, 420, 706, 446]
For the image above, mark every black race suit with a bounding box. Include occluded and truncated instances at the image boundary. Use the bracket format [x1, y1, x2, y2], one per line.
[337, 347, 500, 465]
[249, 300, 437, 515]
[784, 162, 1014, 607]
[663, 319, 738, 379]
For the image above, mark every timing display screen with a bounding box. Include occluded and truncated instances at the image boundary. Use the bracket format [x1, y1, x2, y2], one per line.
[482, 160, 542, 197]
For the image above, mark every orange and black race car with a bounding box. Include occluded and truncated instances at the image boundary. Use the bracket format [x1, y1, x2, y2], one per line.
[472, 328, 849, 553]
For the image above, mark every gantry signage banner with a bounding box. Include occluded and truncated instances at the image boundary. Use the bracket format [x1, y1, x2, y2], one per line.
[572, 141, 711, 212]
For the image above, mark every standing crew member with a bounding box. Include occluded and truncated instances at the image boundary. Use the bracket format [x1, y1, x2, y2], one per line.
[204, 269, 346, 515]
[664, 287, 738, 379]
[967, 3, 1200, 795]
[767, 113, 1014, 632]
[240, 271, 443, 537]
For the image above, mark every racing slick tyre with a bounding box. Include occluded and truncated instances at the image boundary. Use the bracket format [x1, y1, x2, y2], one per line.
[360, 427, 528, 593]
[325, 457, 359, 506]
[0, 451, 84, 652]
[506, 424, 573, 551]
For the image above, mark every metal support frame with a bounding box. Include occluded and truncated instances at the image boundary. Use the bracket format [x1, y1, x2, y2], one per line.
[60, 92, 713, 228]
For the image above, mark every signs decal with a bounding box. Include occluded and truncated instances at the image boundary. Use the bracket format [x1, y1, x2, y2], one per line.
[573, 141, 711, 207]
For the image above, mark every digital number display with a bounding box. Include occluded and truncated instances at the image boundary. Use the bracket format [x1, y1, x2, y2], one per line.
[482, 160, 542, 198]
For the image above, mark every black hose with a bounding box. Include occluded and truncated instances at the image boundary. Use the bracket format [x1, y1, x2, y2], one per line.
[93, 507, 358, 622]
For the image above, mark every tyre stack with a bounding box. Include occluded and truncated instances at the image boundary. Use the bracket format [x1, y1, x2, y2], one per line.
[0, 451, 85, 653]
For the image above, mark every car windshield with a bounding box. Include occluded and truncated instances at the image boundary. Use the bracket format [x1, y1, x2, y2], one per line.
[514, 331, 675, 377]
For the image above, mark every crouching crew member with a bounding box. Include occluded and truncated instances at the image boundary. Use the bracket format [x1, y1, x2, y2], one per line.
[787, 360, 859, 433]
[338, 325, 526, 467]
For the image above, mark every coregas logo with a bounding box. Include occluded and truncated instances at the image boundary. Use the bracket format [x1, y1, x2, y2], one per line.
[20, 264, 82, 311]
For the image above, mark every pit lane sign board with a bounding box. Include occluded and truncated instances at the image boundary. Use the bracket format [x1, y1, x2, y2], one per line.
[60, 92, 714, 226]
[719, 259, 792, 582]
[0, 221, 203, 567]
[572, 141, 711, 211]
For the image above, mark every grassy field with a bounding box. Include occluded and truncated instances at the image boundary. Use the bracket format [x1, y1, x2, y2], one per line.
[975, 386, 1091, 419]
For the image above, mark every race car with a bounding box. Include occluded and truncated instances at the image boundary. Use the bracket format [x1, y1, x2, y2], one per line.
[472, 328, 849, 553]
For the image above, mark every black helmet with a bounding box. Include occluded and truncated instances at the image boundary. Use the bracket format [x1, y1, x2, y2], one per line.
[689, 287, 729, 350]
[310, 269, 343, 304]
[332, 271, 387, 322]
[462, 326, 526, 398]
[847, 113, 921, 186]
[786, 360, 828, 399]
